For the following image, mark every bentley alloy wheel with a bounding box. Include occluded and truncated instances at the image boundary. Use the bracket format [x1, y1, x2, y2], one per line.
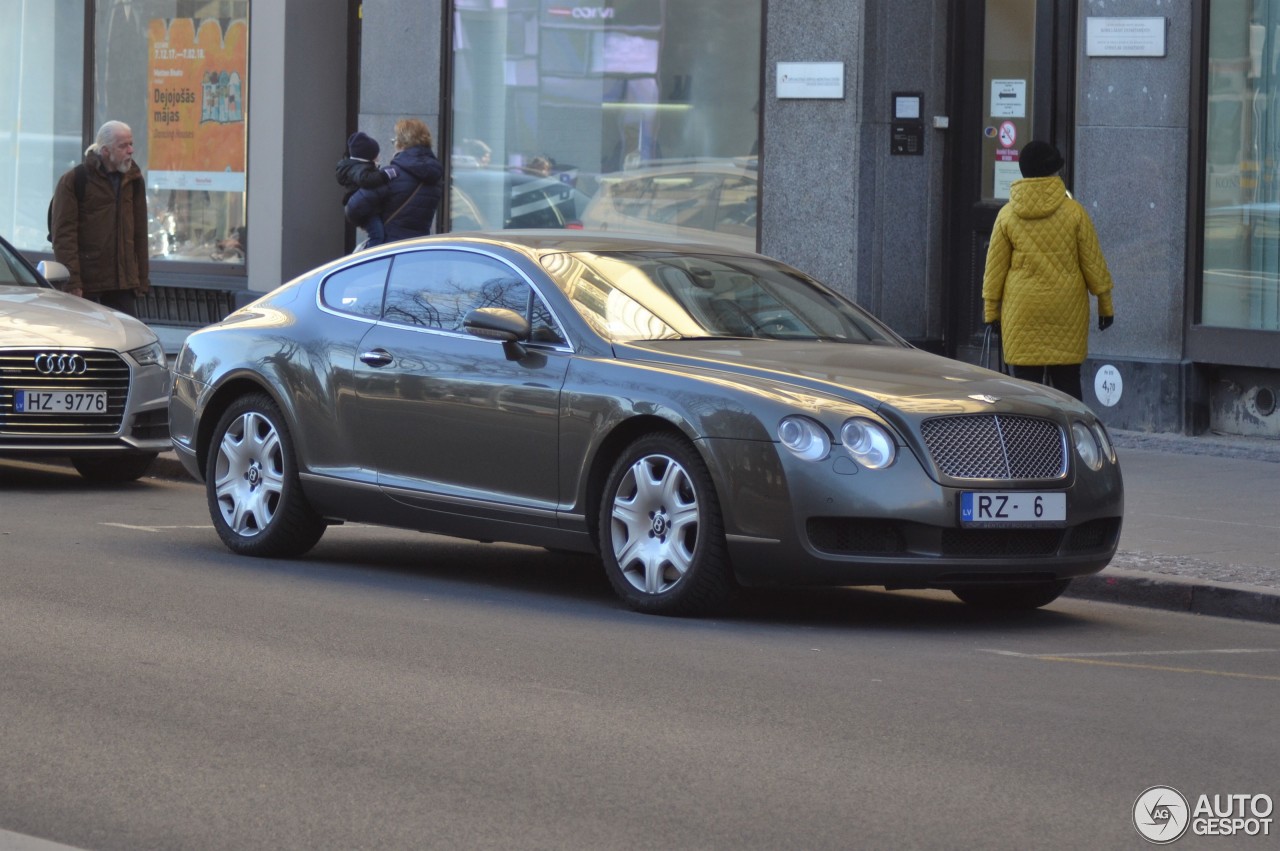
[599, 433, 734, 616]
[206, 393, 325, 557]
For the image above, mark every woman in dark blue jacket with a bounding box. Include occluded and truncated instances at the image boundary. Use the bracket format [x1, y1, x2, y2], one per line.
[345, 118, 443, 246]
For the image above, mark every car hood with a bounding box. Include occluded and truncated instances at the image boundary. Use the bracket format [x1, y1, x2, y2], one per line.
[616, 339, 1086, 418]
[0, 286, 157, 349]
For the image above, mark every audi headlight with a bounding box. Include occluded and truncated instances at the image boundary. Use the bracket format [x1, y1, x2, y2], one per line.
[1072, 420, 1103, 471]
[127, 340, 166, 367]
[778, 416, 831, 461]
[839, 418, 896, 469]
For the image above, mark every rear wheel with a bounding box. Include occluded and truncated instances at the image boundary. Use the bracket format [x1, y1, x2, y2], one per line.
[598, 433, 734, 616]
[71, 453, 157, 483]
[952, 579, 1071, 610]
[206, 393, 325, 558]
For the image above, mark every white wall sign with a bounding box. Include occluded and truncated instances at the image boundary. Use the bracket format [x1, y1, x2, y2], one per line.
[1094, 364, 1124, 407]
[777, 62, 845, 99]
[993, 161, 1020, 200]
[1086, 17, 1167, 57]
[990, 79, 1026, 118]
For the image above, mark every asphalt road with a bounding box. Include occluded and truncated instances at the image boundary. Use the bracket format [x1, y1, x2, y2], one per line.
[2, 459, 1278, 850]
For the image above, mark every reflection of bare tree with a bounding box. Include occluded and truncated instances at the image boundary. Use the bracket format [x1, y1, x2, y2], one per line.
[383, 274, 528, 330]
[383, 287, 443, 327]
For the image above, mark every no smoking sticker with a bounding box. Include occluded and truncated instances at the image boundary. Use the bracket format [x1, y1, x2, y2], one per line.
[998, 121, 1017, 148]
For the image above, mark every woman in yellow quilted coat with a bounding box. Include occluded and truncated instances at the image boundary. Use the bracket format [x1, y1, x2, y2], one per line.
[981, 140, 1114, 400]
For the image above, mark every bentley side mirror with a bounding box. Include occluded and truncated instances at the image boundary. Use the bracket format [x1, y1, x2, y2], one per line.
[464, 307, 531, 360]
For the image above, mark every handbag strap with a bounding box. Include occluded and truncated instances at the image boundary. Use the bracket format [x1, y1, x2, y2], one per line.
[384, 181, 423, 226]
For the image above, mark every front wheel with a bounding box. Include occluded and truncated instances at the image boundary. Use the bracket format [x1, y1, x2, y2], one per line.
[598, 433, 734, 616]
[952, 579, 1071, 611]
[206, 393, 326, 558]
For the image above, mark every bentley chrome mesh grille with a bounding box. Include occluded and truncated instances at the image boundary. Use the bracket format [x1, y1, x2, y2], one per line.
[0, 349, 130, 435]
[920, 415, 1065, 480]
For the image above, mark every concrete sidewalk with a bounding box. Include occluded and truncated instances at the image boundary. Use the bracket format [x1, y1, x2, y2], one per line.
[145, 429, 1280, 624]
[1066, 430, 1280, 623]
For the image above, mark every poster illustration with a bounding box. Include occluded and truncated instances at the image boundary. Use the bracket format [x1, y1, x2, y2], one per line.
[147, 17, 247, 191]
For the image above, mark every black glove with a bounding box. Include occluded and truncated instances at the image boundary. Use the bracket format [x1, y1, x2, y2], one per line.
[1098, 315, 1114, 331]
[987, 321, 1001, 335]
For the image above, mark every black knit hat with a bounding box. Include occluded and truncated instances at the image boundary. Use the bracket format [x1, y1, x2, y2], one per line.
[347, 131, 379, 161]
[1019, 140, 1064, 178]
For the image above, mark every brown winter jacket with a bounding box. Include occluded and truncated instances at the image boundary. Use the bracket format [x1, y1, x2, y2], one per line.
[50, 150, 150, 295]
[981, 175, 1113, 366]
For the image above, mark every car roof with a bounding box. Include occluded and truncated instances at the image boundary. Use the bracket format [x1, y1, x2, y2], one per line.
[371, 229, 768, 259]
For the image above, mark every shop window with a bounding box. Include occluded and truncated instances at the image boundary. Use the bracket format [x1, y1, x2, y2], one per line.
[449, 0, 762, 251]
[96, 0, 249, 268]
[0, 1, 85, 250]
[1203, 2, 1280, 330]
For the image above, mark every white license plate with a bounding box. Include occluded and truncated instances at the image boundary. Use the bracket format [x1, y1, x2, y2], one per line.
[14, 389, 108, 413]
[960, 492, 1066, 527]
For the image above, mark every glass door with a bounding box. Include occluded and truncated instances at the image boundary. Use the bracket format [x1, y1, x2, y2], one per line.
[946, 0, 1075, 359]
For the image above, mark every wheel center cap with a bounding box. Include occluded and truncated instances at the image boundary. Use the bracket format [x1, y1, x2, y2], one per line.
[247, 462, 261, 487]
[651, 512, 669, 537]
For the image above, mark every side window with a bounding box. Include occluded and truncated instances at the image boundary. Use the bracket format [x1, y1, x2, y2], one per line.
[610, 176, 655, 220]
[715, 175, 757, 236]
[320, 258, 390, 318]
[651, 174, 718, 230]
[383, 250, 566, 344]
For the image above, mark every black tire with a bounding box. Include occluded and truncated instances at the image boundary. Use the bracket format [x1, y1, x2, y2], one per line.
[206, 393, 325, 558]
[598, 433, 735, 616]
[71, 452, 158, 483]
[952, 578, 1071, 611]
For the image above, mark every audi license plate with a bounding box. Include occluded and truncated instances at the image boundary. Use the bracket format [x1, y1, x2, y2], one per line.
[14, 389, 108, 413]
[960, 492, 1066, 527]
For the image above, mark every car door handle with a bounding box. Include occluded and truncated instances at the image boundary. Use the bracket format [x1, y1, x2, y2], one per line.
[359, 348, 394, 367]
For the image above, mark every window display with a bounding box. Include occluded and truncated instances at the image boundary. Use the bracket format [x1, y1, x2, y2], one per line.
[449, 0, 761, 250]
[96, 0, 248, 267]
[0, 1, 85, 251]
[1203, 1, 1280, 330]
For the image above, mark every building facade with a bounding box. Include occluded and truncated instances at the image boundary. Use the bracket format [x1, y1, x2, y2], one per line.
[5, 1, 1278, 438]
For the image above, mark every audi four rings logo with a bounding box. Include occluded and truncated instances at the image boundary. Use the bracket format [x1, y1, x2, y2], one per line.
[34, 353, 88, 375]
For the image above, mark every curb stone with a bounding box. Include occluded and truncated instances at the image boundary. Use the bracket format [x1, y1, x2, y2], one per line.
[1066, 568, 1280, 625]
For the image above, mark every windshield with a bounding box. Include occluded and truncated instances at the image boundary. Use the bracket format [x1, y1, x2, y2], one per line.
[540, 250, 903, 344]
[0, 238, 42, 288]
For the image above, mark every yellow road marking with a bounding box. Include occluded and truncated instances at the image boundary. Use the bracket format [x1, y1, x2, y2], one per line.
[1034, 655, 1280, 682]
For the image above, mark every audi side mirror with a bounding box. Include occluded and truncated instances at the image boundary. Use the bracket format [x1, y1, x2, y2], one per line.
[36, 260, 71, 287]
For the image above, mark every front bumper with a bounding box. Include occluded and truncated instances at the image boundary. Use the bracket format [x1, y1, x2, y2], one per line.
[0, 359, 171, 455]
[701, 436, 1123, 589]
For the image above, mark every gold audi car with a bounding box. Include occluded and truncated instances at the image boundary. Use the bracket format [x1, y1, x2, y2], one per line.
[169, 232, 1123, 616]
[0, 234, 170, 481]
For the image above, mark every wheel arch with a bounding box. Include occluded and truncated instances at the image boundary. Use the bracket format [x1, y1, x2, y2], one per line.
[582, 414, 705, 551]
[194, 375, 294, 480]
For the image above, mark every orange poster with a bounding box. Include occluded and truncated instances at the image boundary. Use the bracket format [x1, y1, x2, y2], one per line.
[147, 17, 247, 191]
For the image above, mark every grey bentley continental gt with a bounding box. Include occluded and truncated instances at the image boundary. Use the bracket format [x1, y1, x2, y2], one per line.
[169, 232, 1123, 616]
[1, 234, 170, 482]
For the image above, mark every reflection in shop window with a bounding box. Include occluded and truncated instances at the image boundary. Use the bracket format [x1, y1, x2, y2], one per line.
[97, 0, 248, 267]
[1203, 3, 1280, 330]
[0, 2, 84, 250]
[449, 0, 761, 251]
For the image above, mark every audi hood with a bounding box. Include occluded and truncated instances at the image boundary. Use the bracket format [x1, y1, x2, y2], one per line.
[0, 285, 159, 350]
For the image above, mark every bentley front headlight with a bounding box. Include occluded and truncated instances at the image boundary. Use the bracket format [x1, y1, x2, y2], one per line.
[778, 416, 831, 461]
[1072, 420, 1103, 471]
[839, 418, 896, 469]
